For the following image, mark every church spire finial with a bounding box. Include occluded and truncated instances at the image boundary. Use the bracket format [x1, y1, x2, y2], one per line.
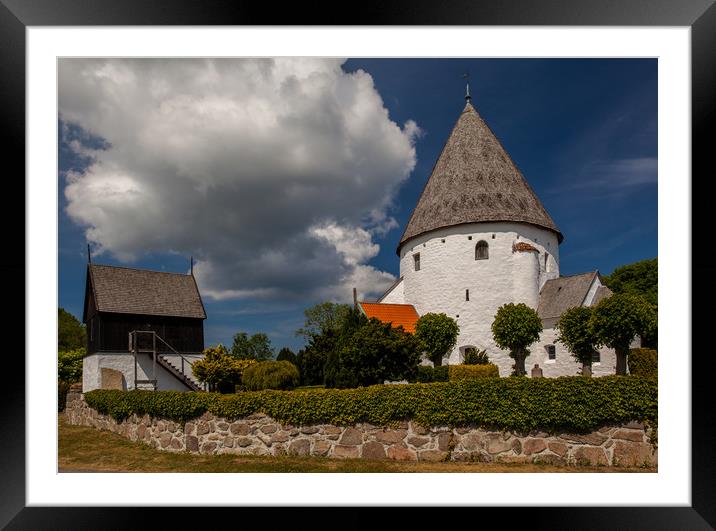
[463, 73, 471, 103]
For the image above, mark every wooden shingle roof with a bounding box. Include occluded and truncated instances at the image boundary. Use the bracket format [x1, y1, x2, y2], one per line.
[399, 101, 562, 252]
[358, 302, 420, 333]
[87, 264, 206, 319]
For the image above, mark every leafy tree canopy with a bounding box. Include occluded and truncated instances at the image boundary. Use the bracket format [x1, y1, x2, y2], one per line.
[276, 347, 297, 365]
[58, 347, 85, 383]
[59, 308, 86, 352]
[230, 332, 274, 361]
[295, 302, 352, 341]
[414, 313, 460, 367]
[603, 258, 657, 306]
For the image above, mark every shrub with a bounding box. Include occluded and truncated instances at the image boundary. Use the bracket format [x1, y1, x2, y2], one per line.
[463, 348, 490, 365]
[58, 347, 85, 383]
[84, 376, 657, 433]
[192, 345, 256, 393]
[449, 364, 499, 380]
[242, 361, 300, 391]
[413, 365, 449, 383]
[415, 313, 460, 367]
[628, 348, 657, 378]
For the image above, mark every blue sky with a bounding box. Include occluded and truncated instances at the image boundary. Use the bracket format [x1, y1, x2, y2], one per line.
[58, 58, 657, 353]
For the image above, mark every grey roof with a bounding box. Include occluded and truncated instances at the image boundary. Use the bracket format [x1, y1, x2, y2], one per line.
[399, 101, 562, 252]
[538, 271, 597, 327]
[590, 285, 613, 306]
[87, 264, 206, 319]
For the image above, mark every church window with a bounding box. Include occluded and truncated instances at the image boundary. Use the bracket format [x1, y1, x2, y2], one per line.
[465, 289, 470, 301]
[468, 236, 472, 240]
[492, 234, 495, 239]
[592, 350, 601, 363]
[544, 253, 549, 270]
[475, 240, 489, 260]
[414, 253, 421, 271]
[546, 345, 556, 360]
[441, 239, 445, 243]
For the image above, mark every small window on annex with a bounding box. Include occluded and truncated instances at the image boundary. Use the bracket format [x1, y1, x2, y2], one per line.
[546, 345, 556, 360]
[475, 240, 489, 260]
[413, 253, 421, 271]
[592, 350, 601, 363]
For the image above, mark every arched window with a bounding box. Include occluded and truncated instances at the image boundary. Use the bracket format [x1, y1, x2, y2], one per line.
[475, 240, 489, 260]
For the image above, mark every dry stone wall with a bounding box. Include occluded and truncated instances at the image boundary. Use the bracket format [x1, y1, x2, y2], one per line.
[65, 393, 657, 467]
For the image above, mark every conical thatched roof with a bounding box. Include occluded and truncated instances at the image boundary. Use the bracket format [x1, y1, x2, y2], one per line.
[399, 101, 562, 251]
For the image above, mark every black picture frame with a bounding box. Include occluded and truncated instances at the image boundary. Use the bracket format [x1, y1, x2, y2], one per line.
[3, 1, 713, 528]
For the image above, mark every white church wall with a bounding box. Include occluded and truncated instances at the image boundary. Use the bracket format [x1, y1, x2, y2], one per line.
[379, 278, 405, 304]
[82, 352, 194, 392]
[398, 221, 559, 368]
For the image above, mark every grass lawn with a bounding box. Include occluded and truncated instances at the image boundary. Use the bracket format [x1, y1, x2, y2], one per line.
[58, 414, 655, 473]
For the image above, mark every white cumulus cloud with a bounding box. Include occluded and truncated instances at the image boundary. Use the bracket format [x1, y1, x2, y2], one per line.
[59, 58, 417, 302]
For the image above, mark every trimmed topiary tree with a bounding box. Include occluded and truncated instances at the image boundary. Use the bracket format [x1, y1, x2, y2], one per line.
[591, 293, 657, 375]
[491, 302, 543, 376]
[555, 306, 602, 376]
[414, 313, 460, 367]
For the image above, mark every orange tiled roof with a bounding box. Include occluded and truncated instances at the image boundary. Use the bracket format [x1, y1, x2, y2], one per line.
[358, 302, 420, 333]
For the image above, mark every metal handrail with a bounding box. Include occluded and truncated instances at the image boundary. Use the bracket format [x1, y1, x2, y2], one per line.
[130, 330, 208, 391]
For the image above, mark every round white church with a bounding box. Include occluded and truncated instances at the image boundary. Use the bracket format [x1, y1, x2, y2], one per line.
[359, 94, 620, 377]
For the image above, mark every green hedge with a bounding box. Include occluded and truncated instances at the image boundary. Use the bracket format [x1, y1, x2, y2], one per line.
[629, 348, 657, 378]
[84, 376, 657, 433]
[449, 364, 499, 380]
[415, 365, 449, 383]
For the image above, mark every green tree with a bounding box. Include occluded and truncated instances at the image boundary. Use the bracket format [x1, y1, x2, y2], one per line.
[603, 258, 657, 306]
[230, 332, 274, 361]
[324, 317, 422, 388]
[414, 313, 460, 367]
[276, 347, 297, 365]
[58, 347, 85, 383]
[491, 303, 543, 376]
[58, 308, 86, 352]
[192, 344, 256, 392]
[555, 306, 601, 376]
[591, 293, 657, 375]
[242, 360, 300, 391]
[295, 302, 352, 341]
